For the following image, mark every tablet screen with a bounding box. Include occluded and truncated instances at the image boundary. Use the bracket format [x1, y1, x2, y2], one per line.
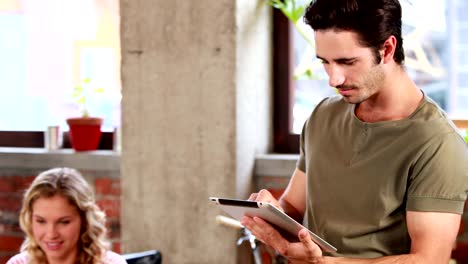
[210, 196, 337, 253]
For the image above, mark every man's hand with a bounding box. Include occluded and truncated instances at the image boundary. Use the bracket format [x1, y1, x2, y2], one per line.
[243, 170, 314, 262]
[241, 215, 323, 263]
[248, 189, 283, 211]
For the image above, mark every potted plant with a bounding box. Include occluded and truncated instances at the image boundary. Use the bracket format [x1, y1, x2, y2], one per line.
[66, 78, 104, 151]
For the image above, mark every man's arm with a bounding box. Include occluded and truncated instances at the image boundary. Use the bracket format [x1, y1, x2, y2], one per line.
[243, 207, 460, 263]
[300, 211, 461, 263]
[245, 168, 461, 263]
[278, 168, 307, 223]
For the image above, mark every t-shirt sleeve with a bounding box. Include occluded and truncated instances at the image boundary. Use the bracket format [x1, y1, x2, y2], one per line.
[406, 132, 468, 214]
[297, 121, 306, 172]
[297, 96, 333, 173]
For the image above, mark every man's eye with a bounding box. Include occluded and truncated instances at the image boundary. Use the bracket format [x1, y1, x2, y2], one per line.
[342, 60, 355, 65]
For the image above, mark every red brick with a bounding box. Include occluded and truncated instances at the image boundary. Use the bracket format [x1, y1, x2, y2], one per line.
[0, 223, 22, 234]
[0, 235, 23, 252]
[95, 178, 121, 196]
[0, 255, 13, 264]
[0, 195, 22, 212]
[106, 218, 121, 239]
[0, 176, 34, 194]
[96, 198, 120, 218]
[14, 176, 35, 192]
[112, 241, 121, 253]
[0, 177, 15, 193]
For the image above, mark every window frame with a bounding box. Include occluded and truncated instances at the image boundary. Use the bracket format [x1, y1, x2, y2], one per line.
[0, 131, 114, 150]
[273, 9, 300, 154]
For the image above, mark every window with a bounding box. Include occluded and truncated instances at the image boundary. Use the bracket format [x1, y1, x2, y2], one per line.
[274, 0, 468, 153]
[0, 0, 120, 148]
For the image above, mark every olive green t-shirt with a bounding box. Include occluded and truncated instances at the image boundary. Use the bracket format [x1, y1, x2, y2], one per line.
[297, 95, 468, 257]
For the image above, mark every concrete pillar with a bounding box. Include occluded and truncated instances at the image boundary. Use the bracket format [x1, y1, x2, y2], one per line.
[120, 1, 272, 263]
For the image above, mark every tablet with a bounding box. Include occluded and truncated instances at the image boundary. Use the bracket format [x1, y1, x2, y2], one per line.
[210, 197, 337, 253]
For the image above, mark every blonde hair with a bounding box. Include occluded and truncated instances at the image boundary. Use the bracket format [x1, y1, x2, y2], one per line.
[19, 167, 109, 264]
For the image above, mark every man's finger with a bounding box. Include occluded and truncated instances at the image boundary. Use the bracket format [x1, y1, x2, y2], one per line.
[257, 189, 275, 201]
[248, 193, 258, 201]
[298, 229, 322, 257]
[251, 216, 290, 254]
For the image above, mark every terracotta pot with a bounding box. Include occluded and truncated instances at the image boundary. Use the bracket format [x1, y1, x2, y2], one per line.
[66, 117, 103, 151]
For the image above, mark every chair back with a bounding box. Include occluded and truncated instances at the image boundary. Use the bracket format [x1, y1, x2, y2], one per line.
[123, 250, 162, 264]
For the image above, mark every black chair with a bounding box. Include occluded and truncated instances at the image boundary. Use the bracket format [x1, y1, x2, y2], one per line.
[123, 250, 162, 264]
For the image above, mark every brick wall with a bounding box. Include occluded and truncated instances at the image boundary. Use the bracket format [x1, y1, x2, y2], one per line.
[94, 178, 122, 253]
[0, 174, 121, 263]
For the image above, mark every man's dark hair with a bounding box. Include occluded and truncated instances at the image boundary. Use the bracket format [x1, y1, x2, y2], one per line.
[304, 0, 404, 65]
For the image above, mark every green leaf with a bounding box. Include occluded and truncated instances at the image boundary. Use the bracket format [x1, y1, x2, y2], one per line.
[294, 68, 319, 80]
[267, 0, 310, 23]
[267, 0, 316, 80]
[72, 78, 105, 117]
[94, 87, 105, 94]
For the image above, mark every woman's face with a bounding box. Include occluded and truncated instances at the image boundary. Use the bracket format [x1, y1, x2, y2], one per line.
[31, 194, 82, 264]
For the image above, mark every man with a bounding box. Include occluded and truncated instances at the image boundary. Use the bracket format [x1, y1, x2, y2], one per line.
[241, 0, 468, 263]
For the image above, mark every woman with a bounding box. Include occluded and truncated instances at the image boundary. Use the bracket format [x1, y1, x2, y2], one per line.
[7, 167, 127, 264]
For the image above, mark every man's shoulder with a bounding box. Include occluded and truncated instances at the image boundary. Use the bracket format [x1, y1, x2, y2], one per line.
[412, 97, 462, 137]
[316, 95, 344, 108]
[6, 252, 28, 264]
[311, 95, 348, 117]
[300, 95, 349, 135]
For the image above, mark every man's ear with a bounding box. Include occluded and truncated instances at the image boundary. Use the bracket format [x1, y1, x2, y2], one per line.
[381, 35, 397, 64]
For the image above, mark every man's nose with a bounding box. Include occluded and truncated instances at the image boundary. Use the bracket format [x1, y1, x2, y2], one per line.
[327, 65, 345, 88]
